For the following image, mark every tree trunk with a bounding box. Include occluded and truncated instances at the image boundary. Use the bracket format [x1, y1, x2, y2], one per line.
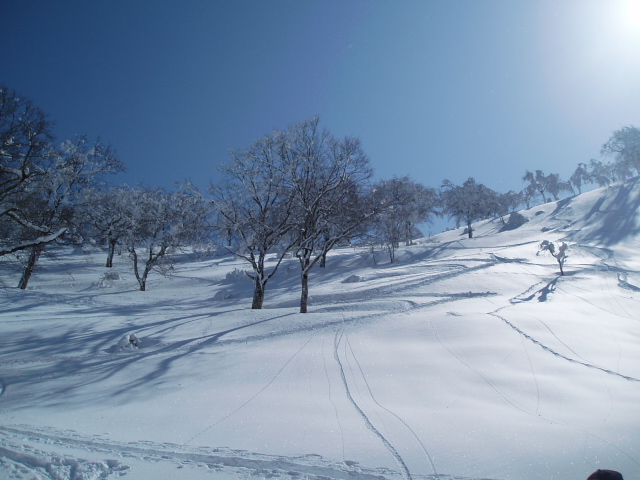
[319, 232, 330, 268]
[138, 262, 154, 291]
[467, 221, 473, 238]
[18, 245, 43, 290]
[130, 249, 147, 291]
[319, 251, 327, 268]
[538, 189, 546, 203]
[558, 260, 564, 276]
[300, 271, 309, 313]
[106, 238, 117, 268]
[251, 278, 265, 309]
[405, 222, 413, 246]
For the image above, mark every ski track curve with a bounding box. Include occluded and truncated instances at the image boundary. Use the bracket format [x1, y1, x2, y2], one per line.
[184, 335, 315, 445]
[322, 337, 346, 462]
[428, 312, 640, 470]
[344, 334, 438, 476]
[333, 330, 413, 480]
[488, 310, 640, 383]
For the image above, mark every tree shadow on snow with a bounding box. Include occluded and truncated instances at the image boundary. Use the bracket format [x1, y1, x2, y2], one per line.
[0, 303, 298, 409]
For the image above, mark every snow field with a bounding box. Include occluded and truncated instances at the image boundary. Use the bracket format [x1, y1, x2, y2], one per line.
[1, 180, 640, 480]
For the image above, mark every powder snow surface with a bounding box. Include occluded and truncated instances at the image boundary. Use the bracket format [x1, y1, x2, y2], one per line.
[1, 179, 640, 480]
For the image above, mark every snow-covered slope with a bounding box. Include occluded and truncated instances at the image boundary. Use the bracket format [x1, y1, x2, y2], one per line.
[1, 180, 639, 480]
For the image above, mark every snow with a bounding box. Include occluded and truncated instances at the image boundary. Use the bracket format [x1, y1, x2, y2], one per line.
[2, 179, 640, 480]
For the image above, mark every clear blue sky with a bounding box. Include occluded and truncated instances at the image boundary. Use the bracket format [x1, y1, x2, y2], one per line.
[3, 1, 640, 217]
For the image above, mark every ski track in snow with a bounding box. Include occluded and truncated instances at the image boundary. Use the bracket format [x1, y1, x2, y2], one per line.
[321, 336, 346, 462]
[487, 309, 640, 383]
[0, 425, 492, 480]
[333, 330, 413, 480]
[491, 262, 640, 384]
[344, 334, 438, 476]
[185, 335, 316, 445]
[0, 425, 389, 480]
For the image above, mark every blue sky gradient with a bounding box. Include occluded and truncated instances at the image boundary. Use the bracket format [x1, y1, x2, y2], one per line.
[3, 1, 640, 226]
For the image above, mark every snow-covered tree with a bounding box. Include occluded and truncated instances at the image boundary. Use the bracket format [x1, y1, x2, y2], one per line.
[522, 170, 571, 204]
[601, 125, 640, 179]
[587, 159, 614, 187]
[521, 183, 538, 209]
[13, 136, 124, 289]
[570, 163, 590, 194]
[0, 85, 56, 255]
[522, 170, 548, 204]
[440, 177, 498, 238]
[284, 118, 376, 313]
[210, 129, 297, 309]
[545, 173, 572, 201]
[539, 240, 568, 276]
[80, 185, 135, 267]
[370, 176, 438, 263]
[122, 186, 209, 292]
[495, 190, 522, 221]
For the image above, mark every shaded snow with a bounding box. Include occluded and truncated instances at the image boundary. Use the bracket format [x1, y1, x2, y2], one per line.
[1, 180, 640, 480]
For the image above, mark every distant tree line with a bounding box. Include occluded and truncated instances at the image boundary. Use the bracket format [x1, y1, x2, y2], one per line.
[2, 84, 639, 311]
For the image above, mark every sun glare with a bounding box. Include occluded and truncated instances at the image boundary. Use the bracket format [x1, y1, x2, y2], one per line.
[620, 0, 640, 31]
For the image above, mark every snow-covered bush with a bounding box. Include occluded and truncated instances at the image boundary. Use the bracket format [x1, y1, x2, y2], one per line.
[225, 268, 250, 283]
[539, 240, 568, 276]
[214, 289, 232, 300]
[96, 271, 121, 288]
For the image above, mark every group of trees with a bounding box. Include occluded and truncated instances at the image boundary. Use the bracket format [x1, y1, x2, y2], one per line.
[3, 84, 640, 311]
[0, 86, 208, 291]
[211, 118, 378, 312]
[0, 86, 126, 287]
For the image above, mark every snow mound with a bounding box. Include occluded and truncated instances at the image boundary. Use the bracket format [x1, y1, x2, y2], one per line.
[96, 270, 122, 288]
[214, 289, 232, 300]
[500, 211, 528, 231]
[115, 333, 141, 352]
[343, 274, 365, 283]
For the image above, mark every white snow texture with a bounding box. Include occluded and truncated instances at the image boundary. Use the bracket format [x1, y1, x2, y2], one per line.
[1, 179, 640, 480]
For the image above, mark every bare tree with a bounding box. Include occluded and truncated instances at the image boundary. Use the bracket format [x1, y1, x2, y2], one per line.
[81, 185, 134, 267]
[522, 170, 571, 205]
[539, 240, 568, 276]
[283, 118, 375, 313]
[210, 130, 296, 309]
[14, 136, 124, 289]
[370, 176, 437, 263]
[544, 173, 572, 201]
[0, 85, 57, 255]
[123, 186, 209, 292]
